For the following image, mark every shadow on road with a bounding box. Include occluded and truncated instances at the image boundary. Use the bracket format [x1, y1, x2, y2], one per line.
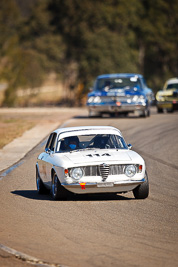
[11, 190, 51, 201]
[73, 114, 140, 120]
[73, 106, 158, 120]
[11, 190, 133, 201]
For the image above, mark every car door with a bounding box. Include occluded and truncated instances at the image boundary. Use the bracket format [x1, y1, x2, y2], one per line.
[42, 132, 57, 187]
[38, 133, 53, 182]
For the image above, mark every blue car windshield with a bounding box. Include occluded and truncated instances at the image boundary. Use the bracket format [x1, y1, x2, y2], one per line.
[58, 134, 128, 153]
[94, 77, 141, 91]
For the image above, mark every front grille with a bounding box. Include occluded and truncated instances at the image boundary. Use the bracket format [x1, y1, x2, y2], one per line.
[110, 165, 125, 175]
[100, 95, 135, 103]
[115, 95, 135, 102]
[100, 96, 114, 103]
[69, 164, 138, 178]
[99, 164, 110, 181]
[83, 164, 126, 176]
[84, 166, 100, 176]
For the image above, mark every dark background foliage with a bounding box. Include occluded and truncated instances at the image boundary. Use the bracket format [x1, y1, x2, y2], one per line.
[0, 0, 177, 106]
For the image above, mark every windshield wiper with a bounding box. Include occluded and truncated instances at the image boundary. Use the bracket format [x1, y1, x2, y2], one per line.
[69, 149, 80, 153]
[69, 147, 99, 153]
[83, 147, 100, 150]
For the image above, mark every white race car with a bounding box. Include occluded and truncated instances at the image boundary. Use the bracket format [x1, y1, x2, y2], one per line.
[36, 126, 149, 200]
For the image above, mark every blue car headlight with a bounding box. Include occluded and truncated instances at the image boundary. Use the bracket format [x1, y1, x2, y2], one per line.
[87, 96, 101, 103]
[93, 96, 101, 103]
[87, 96, 94, 103]
[133, 95, 145, 102]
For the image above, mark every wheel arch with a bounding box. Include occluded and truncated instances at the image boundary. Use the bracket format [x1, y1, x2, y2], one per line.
[36, 163, 40, 176]
[51, 167, 55, 180]
[51, 166, 58, 181]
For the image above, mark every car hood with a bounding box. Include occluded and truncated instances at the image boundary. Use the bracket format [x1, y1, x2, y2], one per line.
[64, 149, 133, 165]
[157, 89, 178, 97]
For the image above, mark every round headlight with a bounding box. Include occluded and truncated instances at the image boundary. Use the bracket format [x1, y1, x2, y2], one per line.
[125, 165, 136, 177]
[133, 95, 138, 102]
[87, 97, 94, 103]
[94, 96, 101, 103]
[70, 168, 83, 180]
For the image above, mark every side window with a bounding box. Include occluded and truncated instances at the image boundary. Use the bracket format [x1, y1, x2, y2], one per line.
[50, 133, 57, 152]
[45, 133, 57, 152]
[45, 133, 53, 151]
[141, 78, 147, 88]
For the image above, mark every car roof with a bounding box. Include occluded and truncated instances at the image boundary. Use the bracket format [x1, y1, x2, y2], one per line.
[97, 73, 143, 79]
[53, 126, 121, 135]
[166, 78, 178, 84]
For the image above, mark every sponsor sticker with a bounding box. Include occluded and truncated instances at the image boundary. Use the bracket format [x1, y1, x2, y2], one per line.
[80, 183, 86, 190]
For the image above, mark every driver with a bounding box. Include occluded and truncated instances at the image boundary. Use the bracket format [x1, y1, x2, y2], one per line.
[68, 139, 77, 150]
[66, 136, 79, 150]
[103, 80, 111, 91]
[93, 135, 109, 149]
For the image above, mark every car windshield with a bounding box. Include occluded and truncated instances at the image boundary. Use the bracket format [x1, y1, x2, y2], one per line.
[94, 77, 141, 91]
[57, 134, 128, 153]
[166, 83, 178, 90]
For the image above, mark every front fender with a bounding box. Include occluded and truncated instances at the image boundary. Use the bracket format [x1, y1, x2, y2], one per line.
[51, 166, 66, 184]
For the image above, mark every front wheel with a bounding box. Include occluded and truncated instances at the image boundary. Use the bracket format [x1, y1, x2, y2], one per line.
[157, 107, 163, 113]
[88, 110, 102, 118]
[167, 108, 174, 113]
[36, 167, 48, 194]
[51, 172, 67, 200]
[140, 107, 150, 118]
[133, 171, 149, 199]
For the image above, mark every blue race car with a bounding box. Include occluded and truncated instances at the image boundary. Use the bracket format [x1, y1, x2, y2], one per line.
[87, 73, 154, 117]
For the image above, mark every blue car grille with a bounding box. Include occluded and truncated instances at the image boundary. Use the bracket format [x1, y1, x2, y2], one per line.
[100, 96, 114, 103]
[100, 96, 135, 103]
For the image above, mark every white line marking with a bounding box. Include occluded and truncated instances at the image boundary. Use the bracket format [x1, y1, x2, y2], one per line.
[0, 244, 67, 267]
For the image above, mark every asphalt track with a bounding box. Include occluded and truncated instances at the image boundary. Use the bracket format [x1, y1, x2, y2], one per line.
[0, 107, 178, 267]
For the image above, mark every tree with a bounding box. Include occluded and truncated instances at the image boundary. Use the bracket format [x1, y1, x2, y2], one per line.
[48, 0, 140, 95]
[1, 0, 65, 106]
[1, 0, 177, 106]
[135, 0, 178, 89]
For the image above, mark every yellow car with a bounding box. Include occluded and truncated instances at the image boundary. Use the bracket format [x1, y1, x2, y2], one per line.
[156, 78, 178, 113]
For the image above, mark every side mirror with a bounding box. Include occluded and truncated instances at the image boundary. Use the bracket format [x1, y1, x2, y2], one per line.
[127, 144, 132, 150]
[45, 147, 51, 154]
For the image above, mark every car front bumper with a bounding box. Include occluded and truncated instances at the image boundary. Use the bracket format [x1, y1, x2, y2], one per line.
[87, 103, 147, 113]
[62, 178, 145, 194]
[157, 101, 178, 110]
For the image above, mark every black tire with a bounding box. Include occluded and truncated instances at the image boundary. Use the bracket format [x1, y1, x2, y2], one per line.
[140, 107, 150, 118]
[123, 112, 129, 117]
[88, 110, 102, 118]
[157, 107, 163, 113]
[119, 112, 128, 117]
[110, 113, 116, 118]
[51, 172, 67, 200]
[133, 171, 149, 199]
[36, 167, 48, 194]
[140, 110, 146, 118]
[167, 108, 174, 113]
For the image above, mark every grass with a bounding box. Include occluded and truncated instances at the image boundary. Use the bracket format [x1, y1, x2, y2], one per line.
[0, 107, 83, 149]
[0, 116, 35, 149]
[0, 79, 64, 148]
